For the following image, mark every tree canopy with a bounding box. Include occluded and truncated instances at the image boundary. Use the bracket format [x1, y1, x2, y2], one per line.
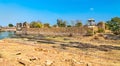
[75, 20, 82, 27]
[106, 17, 120, 35]
[57, 19, 66, 27]
[8, 24, 14, 27]
[30, 21, 43, 28]
[44, 23, 50, 28]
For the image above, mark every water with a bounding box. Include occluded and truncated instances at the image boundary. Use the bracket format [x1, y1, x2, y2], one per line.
[0, 31, 15, 39]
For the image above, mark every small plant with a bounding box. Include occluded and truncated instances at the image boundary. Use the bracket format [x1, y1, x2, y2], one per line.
[98, 28, 105, 33]
[86, 29, 94, 36]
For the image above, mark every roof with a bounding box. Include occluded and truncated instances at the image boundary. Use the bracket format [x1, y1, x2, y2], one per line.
[88, 18, 95, 20]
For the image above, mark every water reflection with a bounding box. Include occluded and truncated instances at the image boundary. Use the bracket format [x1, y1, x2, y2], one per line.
[0, 31, 15, 39]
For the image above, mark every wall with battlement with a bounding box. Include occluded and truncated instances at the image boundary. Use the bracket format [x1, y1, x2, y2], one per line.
[16, 27, 87, 36]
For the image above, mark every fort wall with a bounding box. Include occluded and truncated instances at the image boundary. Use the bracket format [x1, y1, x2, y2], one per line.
[16, 27, 87, 36]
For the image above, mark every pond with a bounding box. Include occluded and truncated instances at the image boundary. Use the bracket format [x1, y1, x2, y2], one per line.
[0, 31, 15, 39]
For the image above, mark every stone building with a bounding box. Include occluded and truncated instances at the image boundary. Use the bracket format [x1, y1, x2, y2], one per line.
[16, 23, 22, 31]
[16, 22, 30, 30]
[97, 22, 105, 30]
[86, 18, 106, 34]
[87, 18, 96, 26]
[23, 22, 30, 28]
[16, 22, 30, 35]
[86, 18, 98, 35]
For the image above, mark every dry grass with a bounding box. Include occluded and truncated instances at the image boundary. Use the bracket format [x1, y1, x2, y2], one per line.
[0, 53, 3, 58]
[0, 36, 120, 66]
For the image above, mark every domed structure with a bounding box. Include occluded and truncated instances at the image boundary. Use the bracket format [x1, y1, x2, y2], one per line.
[87, 18, 96, 26]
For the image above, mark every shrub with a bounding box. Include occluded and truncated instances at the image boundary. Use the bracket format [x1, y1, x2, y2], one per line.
[30, 21, 43, 28]
[98, 28, 105, 33]
[86, 29, 94, 36]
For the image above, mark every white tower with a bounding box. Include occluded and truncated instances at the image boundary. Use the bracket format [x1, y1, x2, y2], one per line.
[88, 18, 96, 26]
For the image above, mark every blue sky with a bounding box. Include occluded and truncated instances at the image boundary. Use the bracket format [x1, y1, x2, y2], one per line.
[0, 0, 120, 26]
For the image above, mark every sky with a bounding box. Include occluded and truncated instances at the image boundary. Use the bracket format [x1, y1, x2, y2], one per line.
[0, 0, 120, 26]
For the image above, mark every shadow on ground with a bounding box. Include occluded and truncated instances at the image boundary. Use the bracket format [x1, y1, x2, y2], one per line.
[60, 42, 120, 52]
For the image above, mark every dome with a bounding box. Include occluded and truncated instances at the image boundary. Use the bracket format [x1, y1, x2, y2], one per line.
[88, 18, 95, 20]
[87, 18, 96, 26]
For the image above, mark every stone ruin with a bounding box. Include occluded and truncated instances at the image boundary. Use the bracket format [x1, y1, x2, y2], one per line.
[16, 22, 30, 31]
[23, 22, 30, 28]
[97, 22, 105, 30]
[15, 20, 106, 36]
[16, 23, 22, 31]
[86, 18, 106, 33]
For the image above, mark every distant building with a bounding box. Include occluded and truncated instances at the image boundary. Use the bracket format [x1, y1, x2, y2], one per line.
[16, 23, 22, 31]
[16, 22, 30, 31]
[23, 22, 30, 28]
[85, 18, 98, 34]
[87, 18, 96, 26]
[97, 22, 105, 30]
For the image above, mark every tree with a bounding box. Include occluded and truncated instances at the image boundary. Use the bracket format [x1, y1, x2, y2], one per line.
[0, 26, 2, 30]
[57, 19, 62, 27]
[105, 23, 109, 30]
[61, 21, 66, 27]
[53, 24, 57, 27]
[75, 20, 82, 27]
[8, 24, 14, 27]
[111, 17, 120, 23]
[57, 19, 66, 27]
[44, 23, 50, 28]
[71, 20, 75, 27]
[67, 25, 72, 27]
[30, 21, 43, 28]
[106, 17, 120, 35]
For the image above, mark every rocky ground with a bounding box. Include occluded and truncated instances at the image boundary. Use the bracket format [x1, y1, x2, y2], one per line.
[0, 34, 120, 66]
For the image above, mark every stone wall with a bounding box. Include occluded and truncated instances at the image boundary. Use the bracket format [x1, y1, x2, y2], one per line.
[1, 27, 16, 31]
[16, 27, 87, 36]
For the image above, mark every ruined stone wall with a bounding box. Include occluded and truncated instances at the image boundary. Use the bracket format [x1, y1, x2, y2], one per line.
[16, 27, 87, 36]
[1, 27, 16, 31]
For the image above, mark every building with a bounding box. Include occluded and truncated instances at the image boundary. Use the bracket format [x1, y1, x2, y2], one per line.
[86, 18, 98, 35]
[23, 22, 30, 28]
[97, 22, 105, 30]
[87, 18, 96, 26]
[16, 22, 30, 31]
[16, 23, 22, 31]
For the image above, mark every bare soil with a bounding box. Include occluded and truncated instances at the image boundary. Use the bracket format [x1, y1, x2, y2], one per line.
[0, 35, 120, 66]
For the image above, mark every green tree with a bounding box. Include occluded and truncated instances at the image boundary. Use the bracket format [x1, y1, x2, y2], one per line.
[30, 21, 43, 28]
[44, 23, 50, 28]
[98, 28, 105, 33]
[8, 24, 14, 27]
[106, 17, 120, 35]
[53, 24, 57, 27]
[71, 20, 75, 27]
[57, 19, 66, 27]
[105, 23, 109, 30]
[111, 17, 120, 23]
[67, 25, 72, 27]
[75, 20, 82, 27]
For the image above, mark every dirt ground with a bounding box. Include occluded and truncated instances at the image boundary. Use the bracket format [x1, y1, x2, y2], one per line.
[0, 35, 120, 66]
